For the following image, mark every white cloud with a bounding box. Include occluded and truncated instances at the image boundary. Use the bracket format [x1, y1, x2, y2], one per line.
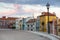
[0, 2, 20, 16]
[0, 2, 60, 18]
[22, 5, 60, 18]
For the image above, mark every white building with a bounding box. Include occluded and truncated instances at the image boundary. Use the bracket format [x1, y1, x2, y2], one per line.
[15, 18, 22, 29]
[26, 19, 37, 31]
[15, 17, 33, 30]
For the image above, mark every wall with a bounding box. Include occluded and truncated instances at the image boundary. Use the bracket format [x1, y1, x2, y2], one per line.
[40, 16, 56, 32]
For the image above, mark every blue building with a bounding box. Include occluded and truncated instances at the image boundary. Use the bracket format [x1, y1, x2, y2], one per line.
[22, 17, 33, 30]
[36, 16, 40, 31]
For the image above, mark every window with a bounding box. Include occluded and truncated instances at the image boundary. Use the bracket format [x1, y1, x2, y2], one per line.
[31, 25, 33, 27]
[59, 29, 60, 32]
[27, 25, 29, 30]
[42, 22, 44, 26]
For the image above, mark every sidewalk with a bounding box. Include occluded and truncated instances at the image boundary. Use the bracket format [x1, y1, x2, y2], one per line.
[50, 34, 60, 40]
[28, 31, 59, 40]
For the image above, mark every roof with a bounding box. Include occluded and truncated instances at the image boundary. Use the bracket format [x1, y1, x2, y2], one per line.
[40, 12, 56, 17]
[7, 17, 18, 20]
[27, 19, 36, 23]
[0, 16, 18, 20]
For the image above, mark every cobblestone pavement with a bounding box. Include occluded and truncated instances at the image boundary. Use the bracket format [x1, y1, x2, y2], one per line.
[0, 29, 50, 40]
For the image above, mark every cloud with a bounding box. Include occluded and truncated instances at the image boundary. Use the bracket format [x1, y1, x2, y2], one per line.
[5, 4, 44, 18]
[17, 5, 60, 18]
[0, 2, 21, 16]
[0, 0, 60, 7]
[0, 2, 60, 18]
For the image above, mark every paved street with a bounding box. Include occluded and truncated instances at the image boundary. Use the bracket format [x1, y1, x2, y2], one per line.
[0, 29, 50, 40]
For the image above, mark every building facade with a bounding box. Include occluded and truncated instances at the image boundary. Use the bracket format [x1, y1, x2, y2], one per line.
[26, 19, 36, 31]
[15, 18, 22, 29]
[57, 19, 60, 36]
[39, 12, 57, 32]
[22, 17, 33, 30]
[0, 16, 18, 29]
[36, 16, 40, 31]
[15, 17, 34, 30]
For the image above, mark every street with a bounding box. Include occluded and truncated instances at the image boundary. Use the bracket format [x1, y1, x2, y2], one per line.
[0, 29, 50, 40]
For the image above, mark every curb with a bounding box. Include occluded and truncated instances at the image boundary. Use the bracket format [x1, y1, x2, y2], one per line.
[50, 34, 60, 40]
[28, 31, 59, 40]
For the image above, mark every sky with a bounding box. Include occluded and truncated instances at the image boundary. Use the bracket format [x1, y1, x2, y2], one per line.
[0, 0, 60, 18]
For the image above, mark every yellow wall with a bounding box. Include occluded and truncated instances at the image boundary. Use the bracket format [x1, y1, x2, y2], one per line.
[40, 16, 56, 32]
[45, 16, 56, 24]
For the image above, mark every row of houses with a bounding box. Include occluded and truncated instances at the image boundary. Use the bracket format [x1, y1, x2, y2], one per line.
[37, 12, 60, 36]
[0, 16, 18, 29]
[15, 12, 60, 36]
[0, 12, 60, 36]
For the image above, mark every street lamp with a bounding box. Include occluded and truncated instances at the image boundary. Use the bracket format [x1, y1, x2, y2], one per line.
[46, 3, 50, 34]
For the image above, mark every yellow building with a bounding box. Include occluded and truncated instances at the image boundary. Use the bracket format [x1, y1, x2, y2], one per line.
[39, 12, 57, 32]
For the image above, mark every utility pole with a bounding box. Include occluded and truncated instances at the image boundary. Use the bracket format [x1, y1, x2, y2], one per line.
[46, 3, 50, 34]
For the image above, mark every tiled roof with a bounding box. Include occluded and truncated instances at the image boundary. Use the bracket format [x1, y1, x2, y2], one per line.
[7, 17, 18, 20]
[27, 19, 36, 23]
[40, 12, 56, 17]
[0, 16, 18, 20]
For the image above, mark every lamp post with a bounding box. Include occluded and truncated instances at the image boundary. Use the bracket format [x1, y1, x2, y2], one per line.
[46, 3, 50, 34]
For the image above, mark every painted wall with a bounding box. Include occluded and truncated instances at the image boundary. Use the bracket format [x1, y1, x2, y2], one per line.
[27, 22, 36, 31]
[36, 16, 40, 31]
[40, 16, 56, 32]
[57, 26, 60, 36]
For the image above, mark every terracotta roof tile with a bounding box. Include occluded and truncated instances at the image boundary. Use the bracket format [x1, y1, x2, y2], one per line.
[0, 16, 18, 20]
[27, 19, 36, 23]
[7, 17, 18, 20]
[40, 12, 56, 17]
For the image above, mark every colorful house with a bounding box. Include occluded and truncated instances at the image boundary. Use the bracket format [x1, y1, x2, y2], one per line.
[7, 17, 18, 29]
[39, 12, 57, 32]
[21, 17, 33, 30]
[26, 19, 37, 31]
[0, 16, 18, 29]
[16, 17, 33, 30]
[36, 16, 40, 31]
[15, 18, 22, 29]
[23, 17, 33, 30]
[57, 26, 60, 36]
[57, 18, 60, 36]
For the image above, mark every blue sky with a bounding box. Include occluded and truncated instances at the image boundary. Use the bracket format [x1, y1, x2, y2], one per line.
[0, 0, 60, 18]
[0, 0, 59, 6]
